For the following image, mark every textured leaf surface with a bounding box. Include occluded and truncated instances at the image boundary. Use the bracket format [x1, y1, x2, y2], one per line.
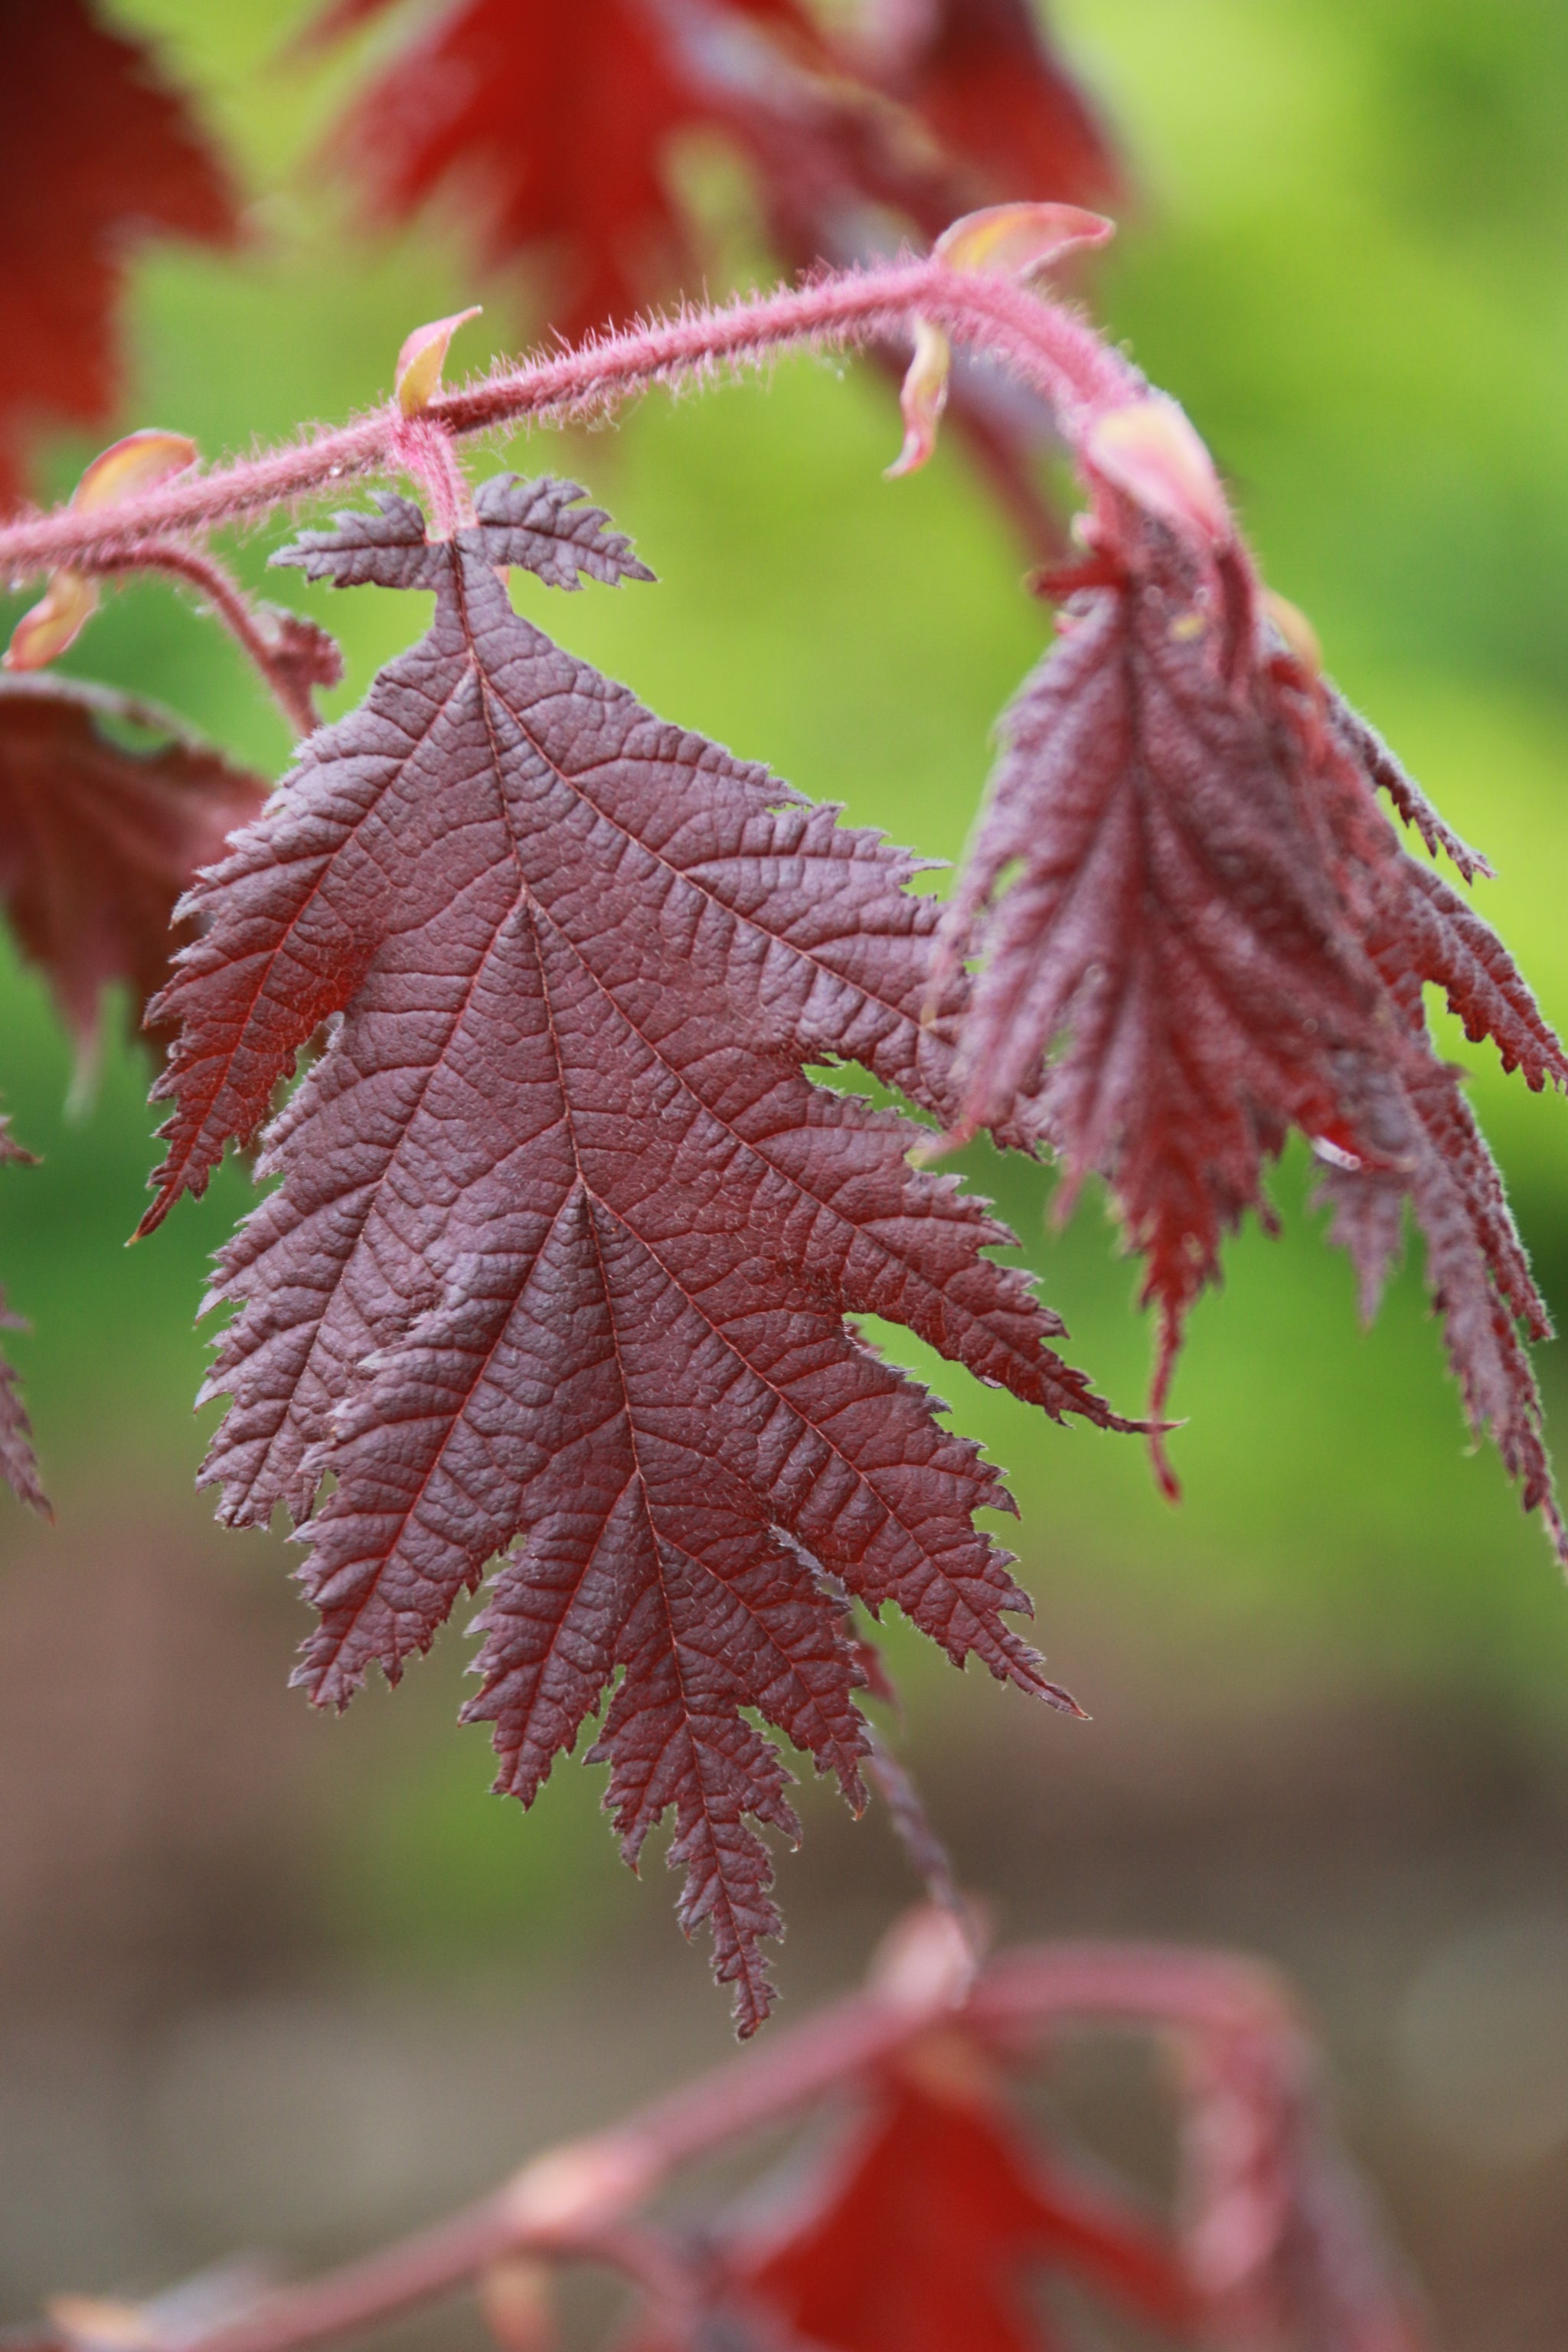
[145, 473, 1125, 2029]
[935, 512, 1568, 1548]
[0, 1, 235, 508]
[0, 674, 269, 1057]
[632, 2061, 1197, 2351]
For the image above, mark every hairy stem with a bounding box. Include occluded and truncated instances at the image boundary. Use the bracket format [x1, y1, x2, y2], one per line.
[862, 1726, 972, 1940]
[92, 542, 319, 737]
[113, 1934, 1410, 2352]
[0, 260, 1140, 583]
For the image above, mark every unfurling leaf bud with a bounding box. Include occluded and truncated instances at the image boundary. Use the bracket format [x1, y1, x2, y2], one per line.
[71, 428, 197, 511]
[5, 571, 99, 671]
[395, 305, 483, 416]
[5, 430, 198, 671]
[890, 204, 1114, 479]
[1086, 397, 1233, 550]
[886, 320, 951, 480]
[933, 201, 1115, 279]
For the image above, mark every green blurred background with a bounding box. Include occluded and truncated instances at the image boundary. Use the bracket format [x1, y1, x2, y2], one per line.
[4, 2, 1568, 2341]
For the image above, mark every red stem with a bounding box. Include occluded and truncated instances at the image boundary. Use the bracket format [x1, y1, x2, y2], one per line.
[92, 542, 318, 738]
[0, 260, 1142, 583]
[154, 1940, 1302, 2352]
[154, 1982, 949, 2352]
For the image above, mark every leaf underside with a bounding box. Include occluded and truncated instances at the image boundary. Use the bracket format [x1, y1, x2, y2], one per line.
[145, 474, 1124, 2030]
[938, 527, 1568, 1550]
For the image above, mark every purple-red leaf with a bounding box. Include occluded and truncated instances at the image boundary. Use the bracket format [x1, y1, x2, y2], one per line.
[0, 672, 267, 1513]
[145, 473, 1127, 2030]
[0, 672, 269, 1057]
[935, 502, 1568, 1550]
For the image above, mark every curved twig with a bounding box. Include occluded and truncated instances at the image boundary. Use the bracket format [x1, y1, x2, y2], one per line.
[0, 260, 1140, 585]
[112, 1929, 1427, 2352]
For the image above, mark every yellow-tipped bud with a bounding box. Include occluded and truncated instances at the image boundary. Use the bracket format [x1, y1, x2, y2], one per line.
[5, 571, 98, 671]
[934, 201, 1114, 280]
[72, 428, 197, 511]
[886, 320, 951, 480]
[889, 204, 1114, 481]
[1086, 397, 1233, 550]
[5, 430, 198, 672]
[396, 305, 483, 416]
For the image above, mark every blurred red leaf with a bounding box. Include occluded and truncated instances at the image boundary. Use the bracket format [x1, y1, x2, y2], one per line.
[309, 0, 1116, 555]
[871, 0, 1118, 211]
[313, 0, 1115, 340]
[635, 2052, 1198, 2350]
[0, 673, 268, 1059]
[0, 0, 237, 509]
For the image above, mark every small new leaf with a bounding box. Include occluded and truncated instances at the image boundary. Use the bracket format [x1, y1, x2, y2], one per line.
[395, 306, 483, 416]
[890, 203, 1114, 479]
[145, 474, 1125, 2030]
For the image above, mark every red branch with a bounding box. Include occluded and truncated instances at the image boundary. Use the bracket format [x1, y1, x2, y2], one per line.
[90, 542, 320, 737]
[96, 1926, 1423, 2352]
[0, 260, 1140, 584]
